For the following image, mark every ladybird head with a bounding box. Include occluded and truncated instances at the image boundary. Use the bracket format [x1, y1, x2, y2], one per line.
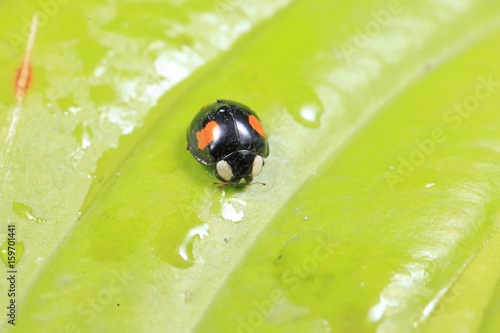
[214, 150, 264, 187]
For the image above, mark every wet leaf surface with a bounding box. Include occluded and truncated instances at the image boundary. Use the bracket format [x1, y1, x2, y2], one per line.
[1, 0, 500, 332]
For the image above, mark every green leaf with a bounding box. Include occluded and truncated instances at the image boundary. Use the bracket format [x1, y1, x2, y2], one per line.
[1, 0, 500, 332]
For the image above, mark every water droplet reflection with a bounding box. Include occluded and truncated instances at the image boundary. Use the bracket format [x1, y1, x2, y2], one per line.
[72, 122, 93, 149]
[179, 224, 209, 261]
[300, 104, 319, 123]
[220, 198, 247, 222]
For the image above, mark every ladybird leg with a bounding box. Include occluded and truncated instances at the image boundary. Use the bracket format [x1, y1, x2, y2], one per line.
[212, 182, 229, 190]
[247, 182, 266, 187]
[185, 145, 190, 150]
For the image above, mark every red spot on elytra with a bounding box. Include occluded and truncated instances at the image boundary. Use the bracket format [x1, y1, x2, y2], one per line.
[248, 115, 266, 138]
[196, 121, 219, 150]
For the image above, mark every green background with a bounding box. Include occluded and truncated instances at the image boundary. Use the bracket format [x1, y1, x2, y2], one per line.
[1, 0, 500, 332]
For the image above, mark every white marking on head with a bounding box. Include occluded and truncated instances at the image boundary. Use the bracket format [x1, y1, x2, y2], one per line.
[216, 160, 233, 182]
[239, 178, 247, 184]
[251, 155, 264, 177]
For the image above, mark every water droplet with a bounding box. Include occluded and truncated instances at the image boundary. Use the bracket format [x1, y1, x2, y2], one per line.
[72, 123, 93, 149]
[0, 235, 24, 267]
[300, 105, 318, 123]
[12, 202, 47, 223]
[220, 198, 246, 222]
[322, 319, 332, 333]
[290, 102, 323, 128]
[55, 95, 76, 114]
[271, 75, 323, 128]
[68, 106, 81, 114]
[152, 205, 208, 269]
[94, 65, 106, 77]
[425, 183, 435, 188]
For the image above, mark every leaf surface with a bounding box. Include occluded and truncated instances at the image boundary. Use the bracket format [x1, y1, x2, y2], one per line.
[1, 0, 500, 332]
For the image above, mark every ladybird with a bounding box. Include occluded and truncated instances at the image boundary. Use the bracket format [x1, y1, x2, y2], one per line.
[187, 99, 269, 188]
